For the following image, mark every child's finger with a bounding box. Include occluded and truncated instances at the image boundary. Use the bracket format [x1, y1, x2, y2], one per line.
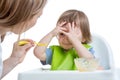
[59, 30, 67, 36]
[60, 27, 67, 32]
[72, 22, 75, 28]
[67, 23, 72, 30]
[58, 21, 67, 27]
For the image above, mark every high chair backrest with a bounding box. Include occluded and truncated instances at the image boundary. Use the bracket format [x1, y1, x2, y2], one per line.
[90, 33, 114, 70]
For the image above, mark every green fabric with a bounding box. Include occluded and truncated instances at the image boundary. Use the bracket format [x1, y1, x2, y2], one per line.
[83, 44, 92, 50]
[50, 44, 92, 70]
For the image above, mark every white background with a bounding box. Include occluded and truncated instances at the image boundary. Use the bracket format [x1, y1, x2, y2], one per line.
[1, 0, 120, 80]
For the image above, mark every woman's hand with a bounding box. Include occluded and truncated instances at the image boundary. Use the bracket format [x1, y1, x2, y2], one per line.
[10, 39, 35, 64]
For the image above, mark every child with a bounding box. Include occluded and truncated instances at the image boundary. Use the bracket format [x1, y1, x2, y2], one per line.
[34, 9, 95, 70]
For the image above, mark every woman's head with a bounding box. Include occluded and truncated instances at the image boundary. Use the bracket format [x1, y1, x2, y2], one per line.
[0, 0, 47, 34]
[57, 9, 91, 44]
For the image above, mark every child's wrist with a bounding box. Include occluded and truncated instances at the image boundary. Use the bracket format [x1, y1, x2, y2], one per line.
[50, 31, 56, 37]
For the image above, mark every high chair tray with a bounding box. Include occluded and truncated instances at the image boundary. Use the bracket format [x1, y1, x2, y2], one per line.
[18, 68, 116, 80]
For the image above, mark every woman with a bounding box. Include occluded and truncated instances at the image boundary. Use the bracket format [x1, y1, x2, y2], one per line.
[0, 0, 47, 79]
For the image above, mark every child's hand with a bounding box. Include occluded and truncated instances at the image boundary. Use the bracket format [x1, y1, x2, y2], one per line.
[51, 22, 67, 37]
[60, 22, 82, 43]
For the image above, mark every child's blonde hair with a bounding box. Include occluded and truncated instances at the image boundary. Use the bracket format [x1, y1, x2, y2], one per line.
[57, 9, 91, 43]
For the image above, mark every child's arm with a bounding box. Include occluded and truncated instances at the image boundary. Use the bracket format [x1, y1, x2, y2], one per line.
[34, 22, 66, 61]
[34, 31, 55, 61]
[71, 37, 94, 59]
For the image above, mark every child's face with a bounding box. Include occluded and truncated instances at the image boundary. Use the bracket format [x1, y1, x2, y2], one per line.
[57, 23, 82, 50]
[58, 33, 73, 50]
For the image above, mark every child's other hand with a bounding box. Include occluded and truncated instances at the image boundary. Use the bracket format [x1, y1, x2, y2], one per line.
[60, 22, 82, 42]
[51, 22, 67, 37]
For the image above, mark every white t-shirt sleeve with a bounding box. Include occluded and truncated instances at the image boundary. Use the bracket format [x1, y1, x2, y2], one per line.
[0, 37, 3, 78]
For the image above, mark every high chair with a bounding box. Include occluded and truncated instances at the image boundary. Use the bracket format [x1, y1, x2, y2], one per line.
[18, 33, 116, 80]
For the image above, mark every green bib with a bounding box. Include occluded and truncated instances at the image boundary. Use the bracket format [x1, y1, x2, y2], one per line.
[50, 44, 92, 70]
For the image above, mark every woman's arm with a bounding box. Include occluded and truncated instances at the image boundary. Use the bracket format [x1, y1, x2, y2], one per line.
[2, 57, 19, 78]
[1, 39, 34, 78]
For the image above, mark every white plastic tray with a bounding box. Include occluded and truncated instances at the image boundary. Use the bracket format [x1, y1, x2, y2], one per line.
[18, 68, 117, 80]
